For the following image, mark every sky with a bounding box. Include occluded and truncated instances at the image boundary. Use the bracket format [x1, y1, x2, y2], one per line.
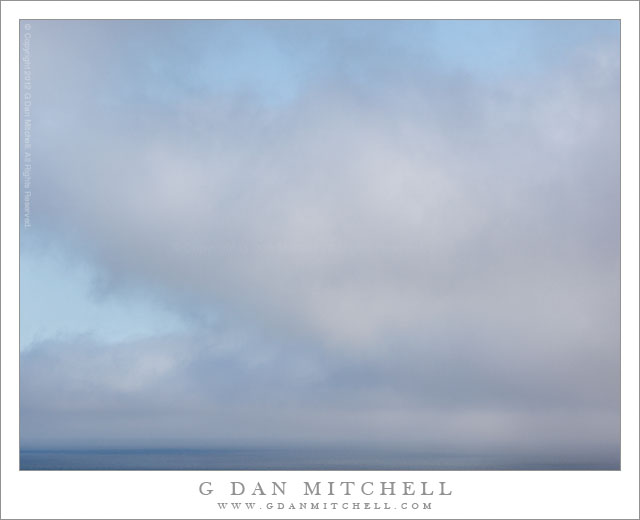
[20, 20, 620, 466]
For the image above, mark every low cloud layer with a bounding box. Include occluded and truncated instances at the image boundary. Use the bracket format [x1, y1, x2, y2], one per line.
[20, 21, 620, 464]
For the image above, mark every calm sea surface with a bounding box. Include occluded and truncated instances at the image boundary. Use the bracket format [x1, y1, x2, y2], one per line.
[20, 449, 619, 471]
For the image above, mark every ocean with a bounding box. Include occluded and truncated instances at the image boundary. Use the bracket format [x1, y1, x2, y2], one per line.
[19, 448, 619, 471]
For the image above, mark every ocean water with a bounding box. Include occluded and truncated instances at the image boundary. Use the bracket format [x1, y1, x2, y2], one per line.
[19, 448, 619, 471]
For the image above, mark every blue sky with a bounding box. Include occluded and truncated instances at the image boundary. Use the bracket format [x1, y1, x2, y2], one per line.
[20, 247, 189, 347]
[20, 20, 620, 465]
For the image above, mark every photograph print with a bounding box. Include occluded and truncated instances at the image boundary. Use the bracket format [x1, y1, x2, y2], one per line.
[19, 19, 620, 470]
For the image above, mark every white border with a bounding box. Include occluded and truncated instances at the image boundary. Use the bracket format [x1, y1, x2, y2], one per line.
[2, 2, 638, 519]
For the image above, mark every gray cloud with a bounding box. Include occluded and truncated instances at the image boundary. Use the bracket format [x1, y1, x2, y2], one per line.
[21, 21, 619, 464]
[21, 331, 619, 465]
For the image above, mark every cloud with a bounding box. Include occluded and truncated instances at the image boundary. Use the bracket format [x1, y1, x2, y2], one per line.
[20, 21, 620, 463]
[20, 331, 619, 465]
